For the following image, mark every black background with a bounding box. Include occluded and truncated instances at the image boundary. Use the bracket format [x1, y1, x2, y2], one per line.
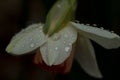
[0, 0, 120, 80]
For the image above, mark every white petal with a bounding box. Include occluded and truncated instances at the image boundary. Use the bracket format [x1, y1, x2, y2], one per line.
[75, 34, 102, 78]
[6, 23, 47, 55]
[71, 22, 120, 49]
[40, 25, 77, 66]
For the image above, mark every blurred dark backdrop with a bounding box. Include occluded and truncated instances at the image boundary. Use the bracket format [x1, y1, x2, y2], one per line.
[0, 0, 120, 80]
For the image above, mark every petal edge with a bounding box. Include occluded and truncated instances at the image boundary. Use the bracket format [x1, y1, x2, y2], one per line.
[6, 23, 47, 55]
[75, 34, 102, 78]
[71, 22, 120, 49]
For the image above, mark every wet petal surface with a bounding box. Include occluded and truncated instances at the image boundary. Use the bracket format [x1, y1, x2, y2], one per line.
[6, 23, 47, 55]
[40, 25, 77, 66]
[71, 22, 120, 49]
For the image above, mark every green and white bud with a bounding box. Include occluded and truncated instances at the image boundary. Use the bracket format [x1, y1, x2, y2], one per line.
[43, 0, 77, 36]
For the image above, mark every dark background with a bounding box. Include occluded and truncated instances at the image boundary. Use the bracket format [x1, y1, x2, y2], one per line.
[0, 0, 120, 80]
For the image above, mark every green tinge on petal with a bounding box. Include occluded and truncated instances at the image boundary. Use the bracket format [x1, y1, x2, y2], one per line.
[43, 0, 77, 36]
[6, 23, 47, 55]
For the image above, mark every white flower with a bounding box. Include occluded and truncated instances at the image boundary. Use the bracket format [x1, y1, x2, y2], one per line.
[6, 22, 120, 78]
[5, 0, 120, 79]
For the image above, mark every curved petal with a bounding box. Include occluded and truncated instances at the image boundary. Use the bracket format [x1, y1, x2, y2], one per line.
[75, 34, 102, 78]
[71, 22, 120, 49]
[6, 23, 47, 55]
[34, 44, 75, 74]
[40, 25, 77, 66]
[43, 0, 77, 36]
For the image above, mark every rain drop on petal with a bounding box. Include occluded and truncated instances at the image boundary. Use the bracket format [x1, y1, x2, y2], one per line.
[65, 46, 70, 52]
[30, 43, 35, 48]
[55, 47, 58, 50]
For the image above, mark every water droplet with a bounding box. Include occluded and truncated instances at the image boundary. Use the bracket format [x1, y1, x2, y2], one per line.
[35, 42, 39, 45]
[111, 31, 114, 33]
[30, 38, 33, 41]
[35, 28, 38, 31]
[21, 29, 25, 33]
[83, 27, 86, 29]
[69, 43, 72, 46]
[100, 27, 104, 30]
[93, 24, 97, 26]
[39, 26, 43, 29]
[57, 4, 61, 8]
[55, 47, 58, 50]
[22, 45, 25, 47]
[86, 24, 90, 26]
[75, 20, 79, 23]
[86, 28, 90, 31]
[81, 23, 84, 25]
[52, 33, 60, 41]
[30, 43, 35, 48]
[65, 46, 70, 52]
[39, 30, 42, 32]
[64, 34, 68, 38]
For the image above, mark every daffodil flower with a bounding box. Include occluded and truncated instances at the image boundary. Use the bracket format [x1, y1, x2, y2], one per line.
[6, 0, 120, 79]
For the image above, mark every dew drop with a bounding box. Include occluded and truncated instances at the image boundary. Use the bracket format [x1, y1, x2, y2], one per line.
[30, 38, 33, 41]
[75, 20, 79, 23]
[55, 47, 58, 50]
[93, 24, 97, 26]
[87, 28, 90, 31]
[81, 23, 84, 25]
[52, 33, 60, 41]
[39, 26, 43, 29]
[39, 30, 42, 32]
[83, 27, 86, 29]
[100, 27, 104, 30]
[111, 31, 114, 33]
[22, 45, 25, 47]
[65, 46, 70, 52]
[57, 4, 61, 8]
[30, 43, 35, 48]
[64, 34, 68, 38]
[86, 24, 90, 26]
[21, 29, 25, 32]
[69, 43, 72, 46]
